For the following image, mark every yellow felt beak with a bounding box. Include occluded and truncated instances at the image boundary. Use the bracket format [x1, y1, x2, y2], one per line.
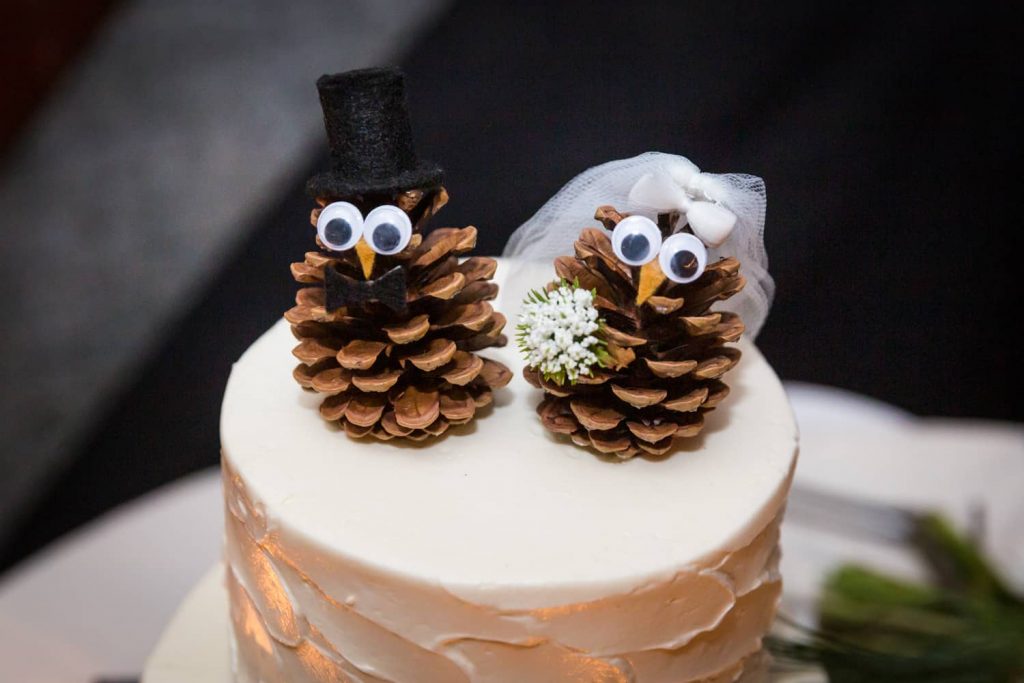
[355, 238, 376, 280]
[636, 259, 667, 306]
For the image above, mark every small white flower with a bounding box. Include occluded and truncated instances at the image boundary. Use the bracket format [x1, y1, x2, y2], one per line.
[517, 282, 607, 385]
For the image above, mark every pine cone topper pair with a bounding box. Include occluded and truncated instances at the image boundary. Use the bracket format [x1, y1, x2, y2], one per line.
[284, 67, 754, 454]
[287, 199, 744, 452]
[520, 206, 747, 460]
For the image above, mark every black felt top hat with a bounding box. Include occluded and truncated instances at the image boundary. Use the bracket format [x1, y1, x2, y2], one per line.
[306, 67, 443, 198]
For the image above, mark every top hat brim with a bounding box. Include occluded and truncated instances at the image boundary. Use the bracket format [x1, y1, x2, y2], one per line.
[306, 160, 444, 199]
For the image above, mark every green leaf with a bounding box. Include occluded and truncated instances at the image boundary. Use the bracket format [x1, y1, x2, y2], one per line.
[915, 513, 1020, 605]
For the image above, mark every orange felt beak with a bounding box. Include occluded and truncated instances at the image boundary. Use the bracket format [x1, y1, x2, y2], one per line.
[355, 238, 376, 280]
[636, 259, 667, 305]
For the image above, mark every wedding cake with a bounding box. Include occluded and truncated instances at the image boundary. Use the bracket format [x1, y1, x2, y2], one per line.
[217, 67, 796, 683]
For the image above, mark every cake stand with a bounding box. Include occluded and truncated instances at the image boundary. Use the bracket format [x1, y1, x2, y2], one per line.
[142, 566, 229, 683]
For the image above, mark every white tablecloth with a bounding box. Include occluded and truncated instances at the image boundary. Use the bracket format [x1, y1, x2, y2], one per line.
[0, 383, 1020, 682]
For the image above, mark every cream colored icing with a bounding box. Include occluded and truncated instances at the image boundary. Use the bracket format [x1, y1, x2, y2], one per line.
[221, 258, 797, 682]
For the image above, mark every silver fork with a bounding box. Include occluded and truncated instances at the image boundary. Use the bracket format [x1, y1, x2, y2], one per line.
[786, 484, 986, 546]
[785, 484, 923, 544]
[785, 484, 998, 597]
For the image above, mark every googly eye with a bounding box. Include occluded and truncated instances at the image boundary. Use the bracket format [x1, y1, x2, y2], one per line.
[659, 233, 708, 284]
[611, 215, 662, 266]
[364, 205, 413, 255]
[316, 201, 364, 252]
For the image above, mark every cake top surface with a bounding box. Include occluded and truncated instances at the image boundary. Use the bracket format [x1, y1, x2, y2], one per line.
[221, 259, 797, 602]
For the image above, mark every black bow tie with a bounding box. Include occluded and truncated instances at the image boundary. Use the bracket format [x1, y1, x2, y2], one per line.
[324, 264, 408, 313]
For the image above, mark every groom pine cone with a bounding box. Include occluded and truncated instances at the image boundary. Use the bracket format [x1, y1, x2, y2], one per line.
[287, 189, 512, 441]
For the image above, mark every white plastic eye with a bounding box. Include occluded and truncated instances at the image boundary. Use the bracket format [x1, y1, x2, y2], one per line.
[611, 215, 662, 266]
[316, 201, 364, 252]
[659, 233, 708, 284]
[364, 205, 413, 255]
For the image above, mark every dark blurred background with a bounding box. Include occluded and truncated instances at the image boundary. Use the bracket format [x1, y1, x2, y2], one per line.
[0, 1, 1019, 573]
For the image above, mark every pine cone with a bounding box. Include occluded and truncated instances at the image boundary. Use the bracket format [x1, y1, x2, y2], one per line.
[286, 206, 512, 442]
[523, 206, 745, 459]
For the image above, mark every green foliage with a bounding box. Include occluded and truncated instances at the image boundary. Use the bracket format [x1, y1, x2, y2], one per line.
[769, 514, 1024, 682]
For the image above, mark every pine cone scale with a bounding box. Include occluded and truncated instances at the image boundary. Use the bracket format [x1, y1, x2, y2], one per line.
[350, 368, 402, 392]
[319, 394, 350, 421]
[311, 368, 352, 395]
[663, 387, 709, 413]
[602, 325, 647, 348]
[610, 384, 667, 407]
[392, 386, 440, 430]
[626, 420, 678, 443]
[345, 393, 387, 427]
[336, 340, 388, 370]
[440, 352, 484, 386]
[397, 338, 454, 371]
[382, 315, 430, 343]
[415, 272, 465, 300]
[645, 296, 685, 315]
[644, 357, 698, 378]
[439, 389, 476, 422]
[293, 338, 340, 365]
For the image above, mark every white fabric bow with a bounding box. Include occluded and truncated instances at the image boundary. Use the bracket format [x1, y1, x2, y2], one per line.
[627, 158, 737, 247]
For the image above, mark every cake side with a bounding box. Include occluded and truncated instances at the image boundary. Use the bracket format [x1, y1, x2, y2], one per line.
[220, 258, 797, 683]
[224, 455, 784, 683]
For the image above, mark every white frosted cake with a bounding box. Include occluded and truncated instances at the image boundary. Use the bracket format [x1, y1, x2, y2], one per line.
[221, 258, 798, 683]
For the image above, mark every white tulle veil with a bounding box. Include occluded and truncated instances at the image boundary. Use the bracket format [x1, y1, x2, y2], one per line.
[502, 152, 773, 338]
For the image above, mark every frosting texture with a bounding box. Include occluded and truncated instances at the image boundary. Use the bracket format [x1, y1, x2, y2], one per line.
[225, 458, 783, 683]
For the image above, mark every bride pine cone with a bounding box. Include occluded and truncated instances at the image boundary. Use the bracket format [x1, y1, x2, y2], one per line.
[523, 206, 746, 459]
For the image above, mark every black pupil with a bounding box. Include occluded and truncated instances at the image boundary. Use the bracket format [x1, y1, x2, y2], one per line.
[670, 250, 699, 278]
[324, 218, 351, 247]
[373, 223, 402, 252]
[620, 233, 650, 262]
